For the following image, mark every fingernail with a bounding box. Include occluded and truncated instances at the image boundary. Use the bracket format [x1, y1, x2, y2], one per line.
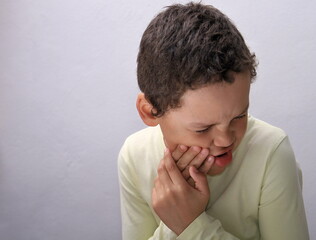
[192, 146, 201, 152]
[179, 145, 186, 151]
[201, 148, 209, 155]
[208, 156, 215, 163]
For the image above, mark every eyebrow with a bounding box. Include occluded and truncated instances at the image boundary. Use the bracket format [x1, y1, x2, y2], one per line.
[190, 103, 249, 128]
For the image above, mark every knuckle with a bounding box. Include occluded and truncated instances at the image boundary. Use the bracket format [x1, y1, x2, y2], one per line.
[157, 163, 165, 174]
[165, 186, 172, 195]
[165, 161, 176, 172]
[177, 162, 186, 170]
[175, 184, 188, 196]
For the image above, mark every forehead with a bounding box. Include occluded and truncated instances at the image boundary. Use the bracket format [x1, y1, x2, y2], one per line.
[168, 72, 251, 122]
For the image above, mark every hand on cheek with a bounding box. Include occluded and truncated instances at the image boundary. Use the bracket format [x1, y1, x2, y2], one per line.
[171, 145, 215, 187]
[152, 149, 213, 235]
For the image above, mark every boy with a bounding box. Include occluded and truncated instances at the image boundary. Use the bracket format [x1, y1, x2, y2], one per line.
[118, 2, 309, 239]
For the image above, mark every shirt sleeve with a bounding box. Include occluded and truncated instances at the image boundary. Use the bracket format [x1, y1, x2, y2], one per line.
[118, 146, 178, 240]
[258, 137, 309, 240]
[177, 212, 239, 240]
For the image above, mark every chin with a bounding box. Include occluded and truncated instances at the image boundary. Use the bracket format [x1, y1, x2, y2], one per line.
[163, 138, 178, 151]
[207, 165, 227, 176]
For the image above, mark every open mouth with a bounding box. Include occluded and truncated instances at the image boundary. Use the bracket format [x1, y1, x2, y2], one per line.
[216, 152, 228, 158]
[214, 150, 233, 167]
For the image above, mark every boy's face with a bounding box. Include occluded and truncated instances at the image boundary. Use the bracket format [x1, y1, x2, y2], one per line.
[157, 71, 251, 175]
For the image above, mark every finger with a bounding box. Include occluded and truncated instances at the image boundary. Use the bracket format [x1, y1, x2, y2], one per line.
[171, 145, 188, 161]
[176, 146, 201, 171]
[189, 166, 210, 196]
[151, 185, 159, 207]
[197, 156, 215, 174]
[186, 155, 214, 187]
[181, 148, 209, 179]
[187, 177, 195, 187]
[164, 148, 187, 185]
[157, 152, 173, 185]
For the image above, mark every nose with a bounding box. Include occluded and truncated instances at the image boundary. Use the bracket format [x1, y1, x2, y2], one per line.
[213, 126, 234, 148]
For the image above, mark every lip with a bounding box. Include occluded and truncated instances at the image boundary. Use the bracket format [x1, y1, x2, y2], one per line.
[213, 147, 233, 157]
[213, 149, 233, 167]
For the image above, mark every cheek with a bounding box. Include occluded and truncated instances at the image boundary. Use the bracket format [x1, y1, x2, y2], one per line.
[160, 125, 186, 150]
[161, 126, 205, 150]
[234, 118, 248, 140]
[162, 137, 177, 151]
[166, 135, 210, 151]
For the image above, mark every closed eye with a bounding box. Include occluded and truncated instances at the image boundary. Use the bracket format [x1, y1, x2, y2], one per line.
[194, 113, 247, 134]
[233, 113, 247, 120]
[196, 126, 211, 133]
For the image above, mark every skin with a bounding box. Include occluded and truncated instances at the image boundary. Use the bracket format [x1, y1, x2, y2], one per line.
[159, 71, 250, 176]
[137, 71, 251, 235]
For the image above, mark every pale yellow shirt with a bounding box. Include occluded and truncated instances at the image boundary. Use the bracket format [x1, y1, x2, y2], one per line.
[118, 116, 309, 239]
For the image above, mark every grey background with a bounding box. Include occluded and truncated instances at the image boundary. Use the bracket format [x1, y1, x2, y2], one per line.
[0, 0, 315, 239]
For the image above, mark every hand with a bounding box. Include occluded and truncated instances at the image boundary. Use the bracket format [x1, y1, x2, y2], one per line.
[152, 148, 214, 235]
[171, 145, 215, 186]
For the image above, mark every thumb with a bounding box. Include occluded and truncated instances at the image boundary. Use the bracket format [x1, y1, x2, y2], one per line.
[189, 166, 210, 195]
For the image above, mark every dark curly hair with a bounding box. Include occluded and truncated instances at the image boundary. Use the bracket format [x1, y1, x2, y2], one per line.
[137, 2, 257, 117]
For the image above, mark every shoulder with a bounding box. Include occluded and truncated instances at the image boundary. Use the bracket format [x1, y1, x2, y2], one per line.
[121, 126, 163, 155]
[235, 116, 294, 175]
[118, 126, 164, 172]
[244, 119, 308, 239]
[242, 116, 299, 180]
[243, 116, 288, 155]
[247, 116, 287, 144]
[233, 116, 302, 205]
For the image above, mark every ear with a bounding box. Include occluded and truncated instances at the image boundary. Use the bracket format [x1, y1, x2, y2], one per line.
[136, 93, 159, 126]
